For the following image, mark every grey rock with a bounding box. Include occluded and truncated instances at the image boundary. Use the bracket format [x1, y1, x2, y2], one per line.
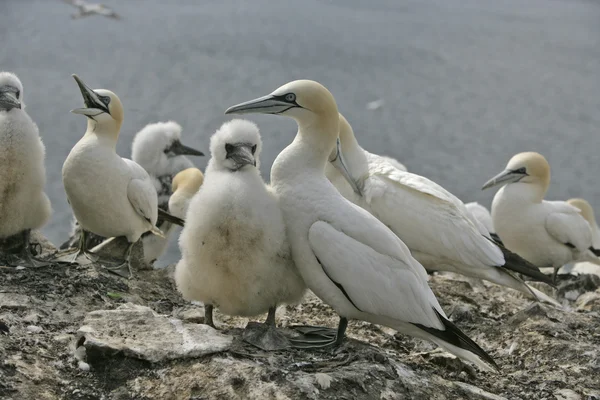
[77, 303, 232, 363]
[179, 307, 205, 324]
[0, 293, 32, 310]
[90, 237, 151, 271]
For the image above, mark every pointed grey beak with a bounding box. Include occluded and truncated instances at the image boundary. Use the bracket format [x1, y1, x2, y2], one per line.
[330, 138, 362, 196]
[226, 144, 256, 170]
[482, 169, 527, 190]
[0, 86, 21, 111]
[225, 94, 297, 115]
[168, 140, 204, 157]
[71, 74, 109, 117]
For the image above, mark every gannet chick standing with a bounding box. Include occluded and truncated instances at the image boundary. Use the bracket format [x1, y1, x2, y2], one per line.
[559, 199, 600, 277]
[61, 74, 163, 277]
[325, 114, 555, 305]
[168, 168, 204, 219]
[225, 81, 498, 371]
[483, 152, 600, 282]
[0, 72, 52, 266]
[175, 119, 305, 350]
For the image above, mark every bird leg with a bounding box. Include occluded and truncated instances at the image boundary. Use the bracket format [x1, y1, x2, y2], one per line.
[5, 230, 53, 268]
[288, 316, 347, 349]
[242, 306, 290, 351]
[204, 304, 216, 328]
[102, 240, 135, 278]
[52, 229, 98, 264]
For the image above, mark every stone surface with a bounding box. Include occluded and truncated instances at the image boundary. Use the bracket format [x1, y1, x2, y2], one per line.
[78, 303, 233, 363]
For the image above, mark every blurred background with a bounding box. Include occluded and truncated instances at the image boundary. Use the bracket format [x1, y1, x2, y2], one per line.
[2, 0, 599, 266]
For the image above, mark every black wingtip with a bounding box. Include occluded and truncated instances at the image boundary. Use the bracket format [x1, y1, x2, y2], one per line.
[589, 246, 600, 257]
[414, 309, 500, 372]
[490, 239, 555, 287]
[489, 232, 504, 246]
[157, 209, 185, 227]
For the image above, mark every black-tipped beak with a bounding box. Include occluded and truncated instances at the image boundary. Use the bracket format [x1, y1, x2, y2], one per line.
[0, 86, 21, 111]
[226, 144, 256, 170]
[167, 140, 204, 157]
[482, 169, 527, 190]
[71, 74, 109, 117]
[225, 94, 298, 115]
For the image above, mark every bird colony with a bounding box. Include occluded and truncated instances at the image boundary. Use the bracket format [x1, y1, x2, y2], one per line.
[1, 72, 600, 375]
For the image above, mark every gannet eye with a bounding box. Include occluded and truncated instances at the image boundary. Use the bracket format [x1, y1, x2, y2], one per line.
[100, 95, 111, 106]
[514, 167, 527, 174]
[285, 93, 296, 102]
[15, 90, 20, 99]
[251, 145, 257, 155]
[225, 143, 234, 153]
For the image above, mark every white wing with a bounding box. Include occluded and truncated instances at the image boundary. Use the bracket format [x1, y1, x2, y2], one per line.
[124, 159, 158, 226]
[545, 201, 592, 252]
[308, 219, 444, 329]
[465, 202, 494, 235]
[368, 152, 407, 172]
[364, 160, 503, 268]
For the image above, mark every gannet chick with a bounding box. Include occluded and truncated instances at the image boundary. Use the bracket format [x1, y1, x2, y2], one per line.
[225, 81, 498, 371]
[175, 119, 305, 351]
[61, 121, 203, 263]
[0, 72, 52, 267]
[168, 168, 204, 219]
[60, 74, 163, 277]
[483, 152, 600, 282]
[559, 199, 600, 277]
[324, 114, 555, 305]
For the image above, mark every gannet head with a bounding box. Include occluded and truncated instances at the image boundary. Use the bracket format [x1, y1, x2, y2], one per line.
[567, 198, 596, 227]
[482, 152, 550, 193]
[209, 119, 262, 172]
[0, 72, 23, 112]
[328, 113, 362, 195]
[224, 80, 338, 128]
[172, 168, 204, 195]
[71, 74, 123, 129]
[131, 121, 204, 176]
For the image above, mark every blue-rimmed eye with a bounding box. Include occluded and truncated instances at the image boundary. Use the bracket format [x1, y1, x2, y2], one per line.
[285, 93, 296, 102]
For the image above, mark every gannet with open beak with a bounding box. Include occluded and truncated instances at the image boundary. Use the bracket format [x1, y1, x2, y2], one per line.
[559, 199, 600, 277]
[168, 168, 204, 219]
[324, 114, 556, 305]
[483, 152, 600, 282]
[0, 72, 52, 267]
[60, 74, 164, 277]
[225, 81, 498, 371]
[175, 119, 306, 351]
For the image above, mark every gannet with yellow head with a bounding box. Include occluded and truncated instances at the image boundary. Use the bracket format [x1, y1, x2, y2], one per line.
[60, 74, 164, 277]
[0, 72, 52, 267]
[225, 80, 498, 371]
[168, 168, 204, 219]
[483, 152, 600, 282]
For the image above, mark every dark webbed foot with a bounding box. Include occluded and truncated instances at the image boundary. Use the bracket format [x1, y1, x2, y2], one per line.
[242, 321, 290, 351]
[289, 317, 348, 349]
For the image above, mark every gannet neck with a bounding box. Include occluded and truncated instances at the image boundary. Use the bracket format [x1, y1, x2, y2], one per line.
[84, 118, 121, 148]
[295, 113, 339, 163]
[498, 181, 545, 205]
[568, 198, 597, 230]
[337, 115, 368, 181]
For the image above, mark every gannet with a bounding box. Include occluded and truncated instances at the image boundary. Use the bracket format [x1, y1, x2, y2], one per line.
[61, 121, 202, 264]
[0, 72, 52, 267]
[168, 168, 204, 219]
[60, 74, 164, 277]
[559, 199, 600, 277]
[380, 156, 407, 172]
[64, 0, 121, 20]
[225, 81, 498, 371]
[175, 119, 306, 350]
[323, 114, 555, 305]
[483, 152, 600, 282]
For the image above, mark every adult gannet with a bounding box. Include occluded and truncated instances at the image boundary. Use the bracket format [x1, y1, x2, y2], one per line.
[225, 81, 498, 371]
[168, 168, 204, 219]
[380, 156, 407, 172]
[483, 152, 600, 282]
[175, 119, 305, 350]
[0, 72, 52, 267]
[60, 74, 164, 277]
[559, 199, 600, 277]
[64, 0, 121, 20]
[61, 121, 202, 264]
[323, 114, 555, 305]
